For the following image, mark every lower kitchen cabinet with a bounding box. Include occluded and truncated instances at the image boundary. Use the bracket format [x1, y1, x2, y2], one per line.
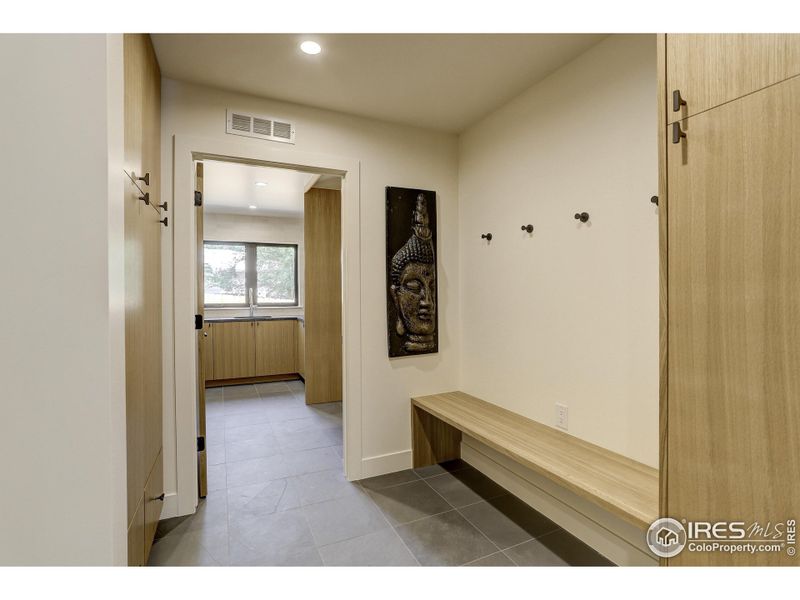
[206, 319, 303, 383]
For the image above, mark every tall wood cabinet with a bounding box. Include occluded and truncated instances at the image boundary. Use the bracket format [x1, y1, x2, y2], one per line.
[124, 34, 164, 567]
[659, 34, 800, 566]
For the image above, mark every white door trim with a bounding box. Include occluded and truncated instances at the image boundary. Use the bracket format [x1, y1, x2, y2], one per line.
[170, 134, 362, 517]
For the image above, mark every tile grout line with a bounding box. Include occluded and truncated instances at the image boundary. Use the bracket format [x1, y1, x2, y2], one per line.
[418, 474, 506, 565]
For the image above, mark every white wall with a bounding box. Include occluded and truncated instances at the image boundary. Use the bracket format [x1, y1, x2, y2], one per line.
[203, 212, 305, 318]
[0, 34, 126, 564]
[458, 35, 659, 466]
[160, 79, 460, 495]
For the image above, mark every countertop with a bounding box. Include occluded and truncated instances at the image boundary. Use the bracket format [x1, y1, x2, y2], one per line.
[205, 316, 304, 324]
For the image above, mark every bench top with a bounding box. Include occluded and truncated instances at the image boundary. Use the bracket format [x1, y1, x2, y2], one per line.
[412, 391, 659, 530]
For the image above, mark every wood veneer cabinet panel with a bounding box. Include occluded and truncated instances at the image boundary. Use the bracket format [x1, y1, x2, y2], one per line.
[127, 496, 145, 567]
[666, 34, 800, 124]
[212, 321, 256, 380]
[255, 320, 297, 376]
[143, 449, 163, 563]
[304, 188, 343, 405]
[666, 77, 800, 565]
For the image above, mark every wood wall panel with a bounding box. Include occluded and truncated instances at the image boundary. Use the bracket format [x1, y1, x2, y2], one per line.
[304, 188, 343, 405]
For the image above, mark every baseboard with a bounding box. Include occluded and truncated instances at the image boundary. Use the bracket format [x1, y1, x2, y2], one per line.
[461, 436, 657, 566]
[360, 449, 412, 478]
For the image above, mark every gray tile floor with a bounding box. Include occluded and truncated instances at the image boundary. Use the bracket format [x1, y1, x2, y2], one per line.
[149, 382, 612, 567]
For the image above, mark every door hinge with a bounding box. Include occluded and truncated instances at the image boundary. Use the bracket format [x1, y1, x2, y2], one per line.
[197, 436, 205, 452]
[194, 190, 203, 207]
[195, 314, 204, 330]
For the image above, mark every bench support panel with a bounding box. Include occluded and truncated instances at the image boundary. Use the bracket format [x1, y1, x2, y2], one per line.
[412, 404, 462, 468]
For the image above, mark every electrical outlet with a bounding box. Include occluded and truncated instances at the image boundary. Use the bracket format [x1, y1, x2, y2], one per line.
[555, 403, 568, 430]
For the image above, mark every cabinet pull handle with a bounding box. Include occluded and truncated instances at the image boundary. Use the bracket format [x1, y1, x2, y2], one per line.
[672, 90, 686, 112]
[672, 122, 686, 144]
[520, 224, 534, 233]
[574, 212, 589, 223]
[158, 201, 168, 211]
[137, 172, 150, 186]
[159, 217, 168, 227]
[138, 192, 150, 206]
[153, 493, 165, 502]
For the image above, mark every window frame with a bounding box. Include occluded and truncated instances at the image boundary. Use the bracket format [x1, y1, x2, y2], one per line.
[203, 239, 299, 308]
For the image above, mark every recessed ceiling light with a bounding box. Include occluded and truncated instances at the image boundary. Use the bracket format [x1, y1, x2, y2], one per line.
[249, 205, 257, 210]
[300, 41, 322, 55]
[254, 181, 267, 187]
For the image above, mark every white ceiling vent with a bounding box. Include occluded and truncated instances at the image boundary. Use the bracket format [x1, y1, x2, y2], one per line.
[226, 109, 295, 144]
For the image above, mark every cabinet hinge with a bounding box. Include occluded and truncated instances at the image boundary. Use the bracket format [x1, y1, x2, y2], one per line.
[194, 190, 203, 207]
[197, 436, 205, 452]
[195, 314, 204, 330]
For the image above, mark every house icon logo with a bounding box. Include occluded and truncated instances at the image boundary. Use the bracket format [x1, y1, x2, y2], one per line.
[647, 518, 687, 558]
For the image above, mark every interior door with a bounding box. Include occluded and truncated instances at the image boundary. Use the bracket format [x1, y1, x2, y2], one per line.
[195, 161, 207, 498]
[304, 187, 343, 405]
[666, 75, 800, 566]
[666, 34, 800, 124]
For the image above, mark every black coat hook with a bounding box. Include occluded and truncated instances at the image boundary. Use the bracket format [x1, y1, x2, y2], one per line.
[481, 233, 492, 242]
[520, 224, 534, 233]
[574, 212, 589, 223]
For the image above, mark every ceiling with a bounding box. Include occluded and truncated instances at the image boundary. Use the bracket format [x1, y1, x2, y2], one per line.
[151, 34, 607, 133]
[203, 160, 321, 217]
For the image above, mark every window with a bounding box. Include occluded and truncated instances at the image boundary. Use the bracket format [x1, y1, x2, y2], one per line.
[204, 241, 298, 307]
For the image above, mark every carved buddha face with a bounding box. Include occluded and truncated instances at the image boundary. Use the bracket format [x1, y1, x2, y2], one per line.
[392, 261, 436, 338]
[390, 194, 436, 353]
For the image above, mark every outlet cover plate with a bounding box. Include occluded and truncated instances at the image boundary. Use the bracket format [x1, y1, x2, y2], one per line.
[555, 403, 568, 430]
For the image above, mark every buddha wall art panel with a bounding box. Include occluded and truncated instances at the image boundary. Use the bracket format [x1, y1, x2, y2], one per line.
[386, 186, 438, 358]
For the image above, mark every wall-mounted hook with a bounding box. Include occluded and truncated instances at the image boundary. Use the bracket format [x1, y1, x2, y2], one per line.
[158, 201, 168, 211]
[481, 233, 492, 242]
[520, 224, 534, 234]
[574, 212, 589, 223]
[137, 172, 150, 186]
[672, 90, 686, 112]
[139, 192, 150, 206]
[651, 196, 659, 206]
[672, 122, 686, 144]
[159, 217, 169, 227]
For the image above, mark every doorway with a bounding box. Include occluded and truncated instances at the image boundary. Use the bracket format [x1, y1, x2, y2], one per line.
[194, 158, 344, 497]
[167, 135, 362, 522]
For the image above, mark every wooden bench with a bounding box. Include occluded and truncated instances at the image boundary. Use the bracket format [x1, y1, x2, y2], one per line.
[411, 391, 659, 533]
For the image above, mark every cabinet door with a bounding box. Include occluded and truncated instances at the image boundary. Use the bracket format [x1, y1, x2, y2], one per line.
[127, 495, 145, 566]
[212, 321, 256, 380]
[142, 203, 163, 476]
[666, 34, 800, 124]
[255, 320, 297, 376]
[296, 320, 305, 378]
[124, 177, 145, 527]
[667, 77, 800, 565]
[203, 322, 215, 382]
[143, 448, 163, 564]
